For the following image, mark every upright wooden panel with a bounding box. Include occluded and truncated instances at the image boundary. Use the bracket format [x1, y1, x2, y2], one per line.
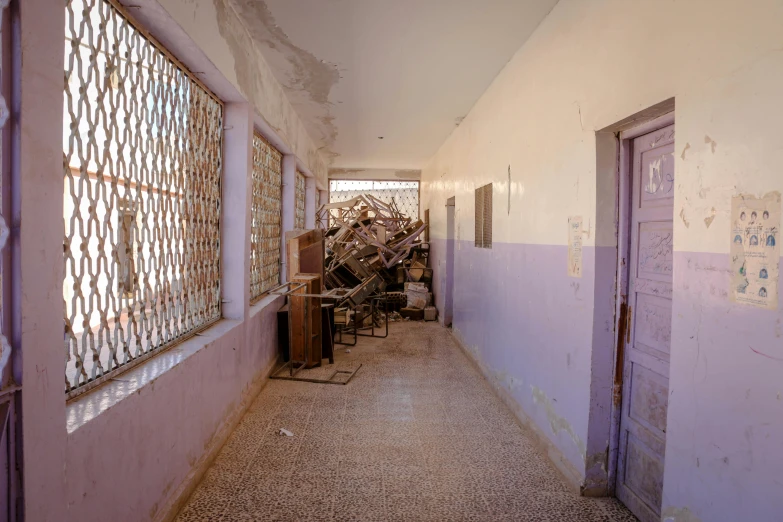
[290, 274, 322, 368]
[285, 229, 324, 283]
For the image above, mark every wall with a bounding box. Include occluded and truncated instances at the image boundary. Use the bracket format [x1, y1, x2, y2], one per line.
[64, 300, 281, 521]
[421, 0, 783, 520]
[19, 0, 326, 520]
[329, 168, 421, 181]
[17, 0, 69, 519]
[137, 0, 329, 187]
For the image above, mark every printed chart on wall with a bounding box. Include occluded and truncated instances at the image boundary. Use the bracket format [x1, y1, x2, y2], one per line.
[730, 192, 780, 309]
[568, 216, 582, 278]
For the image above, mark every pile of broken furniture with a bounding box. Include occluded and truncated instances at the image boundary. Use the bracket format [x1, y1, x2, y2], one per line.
[270, 194, 436, 384]
[319, 194, 437, 324]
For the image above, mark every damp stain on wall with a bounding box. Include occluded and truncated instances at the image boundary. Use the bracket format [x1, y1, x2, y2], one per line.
[531, 385, 587, 461]
[662, 506, 702, 522]
[215, 0, 340, 160]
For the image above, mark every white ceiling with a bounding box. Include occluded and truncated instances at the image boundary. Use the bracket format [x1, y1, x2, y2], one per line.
[228, 0, 559, 169]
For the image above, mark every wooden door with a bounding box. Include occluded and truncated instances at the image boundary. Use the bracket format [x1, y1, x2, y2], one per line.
[617, 123, 675, 522]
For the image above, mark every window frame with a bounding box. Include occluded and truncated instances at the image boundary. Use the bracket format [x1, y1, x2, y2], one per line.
[249, 131, 283, 303]
[63, 0, 224, 399]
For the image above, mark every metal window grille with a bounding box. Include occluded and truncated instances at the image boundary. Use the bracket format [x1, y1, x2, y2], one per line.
[250, 133, 282, 301]
[475, 183, 492, 248]
[63, 0, 223, 397]
[295, 171, 306, 229]
[328, 180, 420, 222]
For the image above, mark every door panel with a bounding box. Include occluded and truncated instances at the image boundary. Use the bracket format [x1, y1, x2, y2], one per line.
[628, 364, 669, 432]
[637, 221, 674, 282]
[617, 123, 674, 522]
[633, 293, 672, 359]
[625, 433, 665, 509]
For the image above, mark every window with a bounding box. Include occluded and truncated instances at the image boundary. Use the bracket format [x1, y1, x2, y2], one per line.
[475, 183, 492, 248]
[250, 133, 282, 301]
[63, 0, 223, 397]
[328, 180, 420, 221]
[295, 171, 306, 229]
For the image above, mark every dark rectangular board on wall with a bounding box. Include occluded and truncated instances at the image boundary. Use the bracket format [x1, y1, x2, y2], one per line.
[474, 183, 493, 248]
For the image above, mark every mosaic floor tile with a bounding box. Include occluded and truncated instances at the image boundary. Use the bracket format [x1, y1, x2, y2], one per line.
[176, 322, 636, 521]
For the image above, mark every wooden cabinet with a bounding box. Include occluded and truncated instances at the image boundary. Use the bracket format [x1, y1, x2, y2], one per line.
[289, 274, 322, 368]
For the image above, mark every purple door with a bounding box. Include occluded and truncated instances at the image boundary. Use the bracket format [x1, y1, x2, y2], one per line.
[616, 124, 675, 522]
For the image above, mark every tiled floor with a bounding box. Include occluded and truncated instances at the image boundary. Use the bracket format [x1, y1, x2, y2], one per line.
[177, 321, 636, 521]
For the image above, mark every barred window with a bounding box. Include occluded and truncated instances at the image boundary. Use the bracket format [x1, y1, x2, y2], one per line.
[63, 0, 223, 397]
[474, 183, 492, 248]
[295, 171, 306, 229]
[250, 133, 282, 301]
[329, 180, 419, 220]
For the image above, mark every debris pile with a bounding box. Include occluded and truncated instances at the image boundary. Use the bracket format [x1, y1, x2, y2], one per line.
[317, 194, 435, 321]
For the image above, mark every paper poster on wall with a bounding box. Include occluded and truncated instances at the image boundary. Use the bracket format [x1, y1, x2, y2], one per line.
[730, 192, 780, 309]
[568, 216, 583, 278]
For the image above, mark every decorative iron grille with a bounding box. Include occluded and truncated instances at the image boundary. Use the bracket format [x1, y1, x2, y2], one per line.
[250, 133, 282, 301]
[295, 171, 306, 229]
[63, 0, 223, 396]
[329, 180, 419, 220]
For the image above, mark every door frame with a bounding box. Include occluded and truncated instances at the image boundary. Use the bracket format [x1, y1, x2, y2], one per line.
[443, 196, 456, 327]
[608, 111, 675, 494]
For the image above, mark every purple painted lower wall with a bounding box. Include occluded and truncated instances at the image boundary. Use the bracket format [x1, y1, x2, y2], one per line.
[431, 238, 783, 519]
[64, 298, 282, 521]
[431, 238, 617, 481]
[664, 251, 783, 522]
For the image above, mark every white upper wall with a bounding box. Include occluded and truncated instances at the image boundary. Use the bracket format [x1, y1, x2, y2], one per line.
[329, 168, 421, 181]
[421, 0, 783, 254]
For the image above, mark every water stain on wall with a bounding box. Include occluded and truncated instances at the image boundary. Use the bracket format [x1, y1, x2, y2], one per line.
[215, 0, 340, 159]
[531, 385, 587, 460]
[704, 207, 716, 228]
[680, 142, 690, 160]
[704, 135, 717, 154]
[662, 505, 702, 522]
[680, 208, 690, 228]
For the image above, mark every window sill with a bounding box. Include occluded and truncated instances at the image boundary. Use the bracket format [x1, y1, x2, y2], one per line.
[250, 293, 283, 317]
[66, 295, 282, 434]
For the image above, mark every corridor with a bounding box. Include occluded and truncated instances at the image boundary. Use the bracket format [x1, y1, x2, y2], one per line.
[176, 322, 635, 521]
[7, 0, 783, 520]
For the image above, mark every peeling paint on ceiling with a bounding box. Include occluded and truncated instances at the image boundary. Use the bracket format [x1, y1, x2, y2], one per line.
[231, 0, 559, 169]
[225, 0, 340, 159]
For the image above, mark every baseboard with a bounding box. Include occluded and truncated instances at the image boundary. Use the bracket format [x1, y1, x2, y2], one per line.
[156, 353, 280, 522]
[447, 328, 586, 494]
